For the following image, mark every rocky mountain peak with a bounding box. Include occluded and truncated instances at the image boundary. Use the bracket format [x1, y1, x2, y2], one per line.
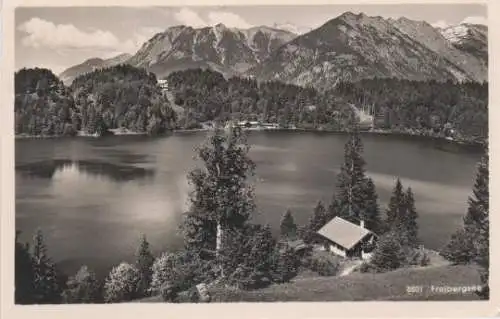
[58, 11, 488, 88]
[82, 57, 104, 65]
[59, 53, 134, 85]
[214, 22, 227, 30]
[125, 22, 296, 79]
[250, 11, 487, 87]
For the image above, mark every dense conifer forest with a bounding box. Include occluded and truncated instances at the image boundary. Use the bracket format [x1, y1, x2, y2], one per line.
[15, 66, 487, 144]
[15, 66, 177, 136]
[167, 69, 488, 142]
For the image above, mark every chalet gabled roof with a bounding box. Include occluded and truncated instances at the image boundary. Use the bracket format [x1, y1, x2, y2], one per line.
[317, 216, 373, 250]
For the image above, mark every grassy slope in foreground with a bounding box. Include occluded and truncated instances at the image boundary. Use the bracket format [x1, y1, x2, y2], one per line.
[209, 265, 481, 302]
[137, 264, 481, 302]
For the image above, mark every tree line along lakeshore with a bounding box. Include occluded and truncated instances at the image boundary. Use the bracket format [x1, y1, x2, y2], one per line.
[15, 126, 489, 303]
[15, 65, 487, 145]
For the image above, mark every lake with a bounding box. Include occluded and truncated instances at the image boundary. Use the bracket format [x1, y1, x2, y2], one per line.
[15, 131, 482, 277]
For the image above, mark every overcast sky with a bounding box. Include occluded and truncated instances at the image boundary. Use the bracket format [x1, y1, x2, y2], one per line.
[15, 4, 487, 74]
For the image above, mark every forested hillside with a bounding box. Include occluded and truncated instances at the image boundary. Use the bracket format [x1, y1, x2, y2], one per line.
[15, 68, 78, 136]
[167, 68, 355, 130]
[15, 66, 177, 136]
[14, 66, 488, 142]
[334, 79, 488, 141]
[167, 68, 488, 142]
[70, 65, 177, 135]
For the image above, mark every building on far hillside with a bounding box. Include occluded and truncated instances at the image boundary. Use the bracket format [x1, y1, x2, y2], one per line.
[224, 120, 280, 131]
[158, 79, 169, 90]
[317, 216, 377, 260]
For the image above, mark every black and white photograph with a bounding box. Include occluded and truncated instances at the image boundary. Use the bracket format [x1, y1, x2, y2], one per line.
[2, 0, 494, 313]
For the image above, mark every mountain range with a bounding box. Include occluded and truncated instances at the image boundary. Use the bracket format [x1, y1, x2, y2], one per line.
[58, 12, 488, 87]
[59, 53, 133, 85]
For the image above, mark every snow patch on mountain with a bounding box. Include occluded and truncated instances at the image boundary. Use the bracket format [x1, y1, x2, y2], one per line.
[441, 24, 470, 43]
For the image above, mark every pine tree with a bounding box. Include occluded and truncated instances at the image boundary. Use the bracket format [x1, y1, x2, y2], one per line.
[326, 193, 341, 222]
[360, 178, 383, 234]
[86, 104, 97, 134]
[476, 220, 489, 299]
[441, 229, 475, 264]
[15, 231, 35, 304]
[464, 154, 489, 242]
[468, 154, 489, 298]
[370, 231, 407, 272]
[31, 229, 61, 304]
[301, 201, 328, 244]
[270, 244, 300, 283]
[62, 265, 101, 303]
[135, 234, 155, 297]
[181, 127, 256, 258]
[312, 200, 329, 231]
[247, 224, 276, 278]
[220, 224, 276, 289]
[441, 153, 489, 298]
[336, 130, 367, 222]
[402, 187, 419, 247]
[386, 178, 405, 228]
[280, 209, 297, 240]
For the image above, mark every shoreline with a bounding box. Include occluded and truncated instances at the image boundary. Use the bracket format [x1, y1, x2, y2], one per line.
[14, 128, 485, 149]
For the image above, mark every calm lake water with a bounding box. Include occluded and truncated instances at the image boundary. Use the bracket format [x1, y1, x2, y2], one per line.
[15, 131, 482, 277]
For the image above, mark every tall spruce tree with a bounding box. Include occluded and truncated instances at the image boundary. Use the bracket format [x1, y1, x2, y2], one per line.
[336, 129, 368, 223]
[402, 187, 419, 247]
[280, 209, 297, 240]
[326, 193, 341, 222]
[464, 154, 489, 241]
[360, 178, 383, 234]
[441, 228, 476, 264]
[31, 229, 61, 304]
[135, 234, 155, 297]
[62, 265, 101, 303]
[301, 201, 329, 244]
[476, 220, 489, 299]
[370, 230, 407, 272]
[219, 223, 276, 289]
[468, 154, 489, 298]
[181, 127, 256, 258]
[386, 178, 405, 228]
[15, 231, 35, 304]
[441, 153, 489, 298]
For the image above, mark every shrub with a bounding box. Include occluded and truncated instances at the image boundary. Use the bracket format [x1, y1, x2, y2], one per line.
[103, 262, 141, 303]
[220, 224, 276, 290]
[62, 124, 77, 136]
[62, 265, 101, 303]
[440, 228, 476, 264]
[358, 262, 376, 273]
[228, 266, 272, 290]
[171, 287, 201, 303]
[150, 251, 217, 298]
[407, 249, 431, 267]
[369, 231, 407, 272]
[160, 283, 179, 302]
[270, 245, 301, 283]
[306, 252, 340, 276]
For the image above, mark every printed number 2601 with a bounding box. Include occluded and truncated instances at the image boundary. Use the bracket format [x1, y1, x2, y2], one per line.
[406, 286, 424, 294]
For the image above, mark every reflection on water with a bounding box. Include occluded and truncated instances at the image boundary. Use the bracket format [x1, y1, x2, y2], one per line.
[15, 132, 482, 278]
[16, 159, 155, 182]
